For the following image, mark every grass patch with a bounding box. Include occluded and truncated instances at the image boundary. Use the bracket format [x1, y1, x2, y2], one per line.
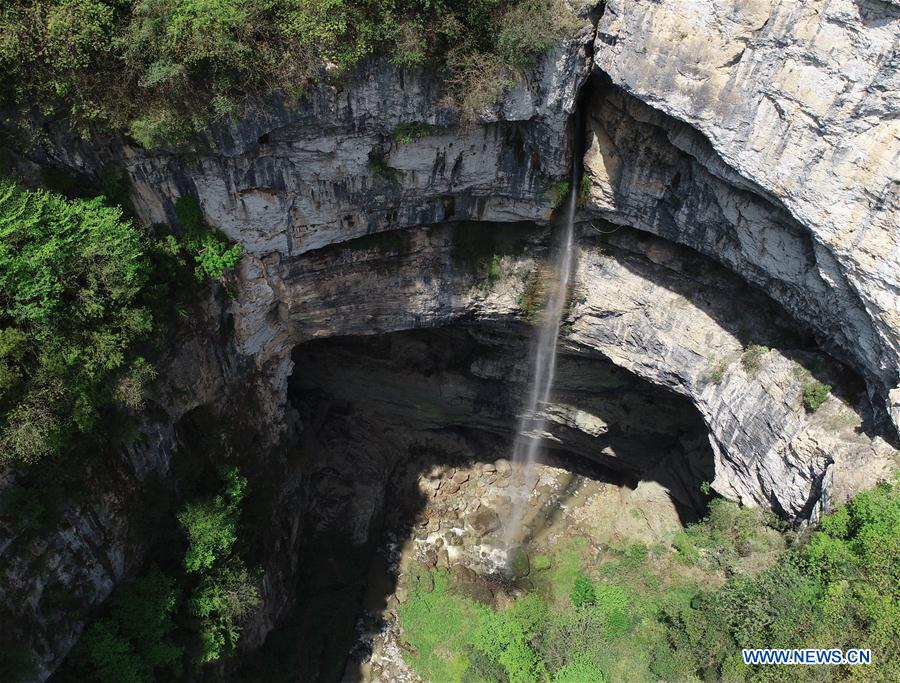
[393, 122, 431, 144]
[397, 568, 486, 683]
[518, 270, 545, 320]
[705, 358, 728, 385]
[802, 380, 832, 413]
[740, 344, 770, 376]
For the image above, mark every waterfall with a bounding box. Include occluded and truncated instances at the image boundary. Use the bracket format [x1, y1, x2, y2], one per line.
[503, 160, 579, 550]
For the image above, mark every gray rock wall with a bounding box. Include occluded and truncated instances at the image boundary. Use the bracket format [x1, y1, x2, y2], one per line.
[592, 0, 900, 427]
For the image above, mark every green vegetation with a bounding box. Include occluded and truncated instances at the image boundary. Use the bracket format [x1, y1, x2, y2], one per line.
[497, 0, 579, 70]
[0, 180, 153, 464]
[803, 379, 832, 412]
[518, 270, 545, 319]
[82, 567, 184, 683]
[398, 478, 900, 682]
[0, 182, 240, 467]
[706, 358, 728, 384]
[393, 122, 431, 144]
[549, 180, 570, 209]
[76, 466, 260, 678]
[174, 197, 242, 281]
[179, 466, 260, 663]
[367, 152, 398, 181]
[740, 344, 769, 376]
[0, 1, 580, 147]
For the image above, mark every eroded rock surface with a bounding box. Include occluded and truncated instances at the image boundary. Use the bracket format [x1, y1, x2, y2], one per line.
[593, 0, 900, 427]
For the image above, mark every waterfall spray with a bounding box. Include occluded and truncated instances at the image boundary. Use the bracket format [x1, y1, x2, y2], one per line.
[503, 158, 579, 551]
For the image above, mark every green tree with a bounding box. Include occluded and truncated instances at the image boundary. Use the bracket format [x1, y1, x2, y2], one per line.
[178, 466, 261, 664]
[0, 180, 153, 463]
[82, 566, 183, 683]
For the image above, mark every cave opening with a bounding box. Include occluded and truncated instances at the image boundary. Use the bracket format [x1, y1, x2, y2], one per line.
[251, 322, 716, 681]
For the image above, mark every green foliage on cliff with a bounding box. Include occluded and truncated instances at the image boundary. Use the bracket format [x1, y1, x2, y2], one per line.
[76, 466, 261, 678]
[0, 1, 580, 146]
[180, 466, 260, 664]
[803, 379, 832, 412]
[397, 479, 900, 682]
[174, 197, 242, 281]
[82, 567, 184, 683]
[0, 180, 154, 464]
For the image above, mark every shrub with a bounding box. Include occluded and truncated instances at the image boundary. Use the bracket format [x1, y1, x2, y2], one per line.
[173, 197, 242, 280]
[497, 0, 579, 70]
[552, 658, 606, 683]
[443, 50, 515, 121]
[0, 180, 154, 464]
[192, 561, 261, 664]
[740, 344, 769, 376]
[570, 574, 596, 609]
[178, 466, 260, 664]
[0, 1, 581, 144]
[82, 567, 183, 683]
[393, 122, 430, 145]
[178, 466, 247, 573]
[802, 380, 831, 412]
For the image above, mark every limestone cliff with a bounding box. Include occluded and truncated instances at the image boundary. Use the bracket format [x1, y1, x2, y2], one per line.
[2, 1, 898, 680]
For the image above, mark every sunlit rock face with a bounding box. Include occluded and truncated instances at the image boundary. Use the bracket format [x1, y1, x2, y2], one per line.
[591, 0, 900, 429]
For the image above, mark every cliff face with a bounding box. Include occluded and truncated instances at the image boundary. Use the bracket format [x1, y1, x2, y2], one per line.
[592, 0, 900, 427]
[2, 1, 899, 680]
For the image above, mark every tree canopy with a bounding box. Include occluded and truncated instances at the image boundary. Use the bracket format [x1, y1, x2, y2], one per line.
[0, 180, 153, 463]
[0, 0, 579, 147]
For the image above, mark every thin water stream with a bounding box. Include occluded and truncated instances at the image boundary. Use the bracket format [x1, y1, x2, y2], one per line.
[503, 163, 579, 550]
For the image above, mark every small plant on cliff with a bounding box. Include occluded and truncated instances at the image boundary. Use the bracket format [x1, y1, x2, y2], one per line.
[518, 270, 545, 320]
[174, 197, 242, 281]
[367, 152, 398, 181]
[549, 180, 571, 209]
[393, 122, 431, 145]
[705, 358, 728, 384]
[483, 254, 504, 287]
[802, 380, 832, 413]
[578, 173, 591, 206]
[740, 344, 769, 377]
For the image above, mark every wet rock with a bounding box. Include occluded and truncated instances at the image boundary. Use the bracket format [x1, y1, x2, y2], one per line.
[454, 582, 494, 605]
[452, 470, 470, 485]
[495, 459, 512, 477]
[436, 548, 449, 569]
[507, 547, 530, 579]
[470, 508, 501, 538]
[449, 564, 476, 584]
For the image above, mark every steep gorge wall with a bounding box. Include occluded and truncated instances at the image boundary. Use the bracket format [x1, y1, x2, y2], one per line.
[592, 0, 900, 428]
[2, 1, 899, 679]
